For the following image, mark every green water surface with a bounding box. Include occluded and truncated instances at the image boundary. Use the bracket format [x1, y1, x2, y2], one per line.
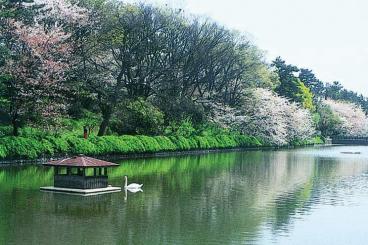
[1, 146, 368, 245]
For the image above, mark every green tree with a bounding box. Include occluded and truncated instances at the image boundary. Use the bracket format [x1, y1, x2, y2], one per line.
[272, 56, 299, 99]
[299, 68, 324, 98]
[74, 1, 274, 135]
[316, 103, 342, 137]
[295, 82, 315, 111]
[110, 99, 164, 135]
[272, 57, 315, 111]
[325, 81, 343, 100]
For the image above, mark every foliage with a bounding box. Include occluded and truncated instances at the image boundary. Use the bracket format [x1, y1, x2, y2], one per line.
[153, 136, 177, 151]
[298, 69, 325, 98]
[0, 0, 88, 135]
[316, 103, 343, 137]
[322, 99, 368, 137]
[290, 136, 325, 146]
[0, 126, 12, 137]
[211, 88, 315, 145]
[295, 82, 315, 111]
[324, 81, 368, 114]
[110, 99, 164, 135]
[156, 98, 206, 126]
[272, 57, 315, 111]
[164, 119, 196, 138]
[0, 131, 267, 159]
[64, 135, 97, 155]
[1, 0, 365, 153]
[0, 144, 7, 158]
[45, 136, 70, 153]
[71, 2, 275, 135]
[0, 137, 51, 159]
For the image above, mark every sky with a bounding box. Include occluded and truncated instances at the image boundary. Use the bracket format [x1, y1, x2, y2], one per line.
[129, 0, 368, 96]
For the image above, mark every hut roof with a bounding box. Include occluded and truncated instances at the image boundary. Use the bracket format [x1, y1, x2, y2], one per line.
[44, 156, 119, 168]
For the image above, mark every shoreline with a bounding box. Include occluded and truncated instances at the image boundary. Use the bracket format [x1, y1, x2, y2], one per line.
[0, 144, 328, 166]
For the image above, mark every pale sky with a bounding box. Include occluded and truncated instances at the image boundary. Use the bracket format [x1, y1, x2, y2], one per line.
[130, 0, 368, 96]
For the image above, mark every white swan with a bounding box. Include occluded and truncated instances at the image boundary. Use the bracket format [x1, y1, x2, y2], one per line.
[124, 176, 143, 190]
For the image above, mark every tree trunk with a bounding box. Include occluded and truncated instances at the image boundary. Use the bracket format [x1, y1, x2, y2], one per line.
[98, 119, 109, 136]
[98, 112, 111, 136]
[12, 118, 19, 136]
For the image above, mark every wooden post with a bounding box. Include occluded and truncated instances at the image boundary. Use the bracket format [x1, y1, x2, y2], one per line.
[99, 168, 102, 176]
[94, 168, 97, 176]
[67, 167, 71, 175]
[104, 167, 108, 176]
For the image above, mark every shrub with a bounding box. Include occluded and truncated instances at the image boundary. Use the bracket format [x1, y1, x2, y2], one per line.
[194, 136, 210, 149]
[313, 136, 325, 144]
[19, 127, 49, 139]
[111, 99, 165, 135]
[153, 136, 176, 151]
[1, 137, 45, 159]
[0, 145, 7, 158]
[0, 131, 324, 160]
[205, 136, 220, 148]
[136, 135, 161, 152]
[45, 136, 70, 153]
[187, 137, 198, 149]
[88, 136, 113, 155]
[291, 136, 325, 146]
[216, 135, 237, 148]
[169, 136, 191, 150]
[235, 135, 262, 147]
[41, 139, 55, 155]
[94, 136, 127, 154]
[119, 135, 145, 153]
[65, 136, 97, 155]
[0, 126, 12, 137]
[164, 119, 196, 138]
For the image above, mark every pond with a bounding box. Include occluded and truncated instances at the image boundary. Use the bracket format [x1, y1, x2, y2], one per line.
[1, 145, 368, 244]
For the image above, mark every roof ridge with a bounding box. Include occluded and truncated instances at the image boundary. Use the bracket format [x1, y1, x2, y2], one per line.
[44, 156, 119, 167]
[81, 156, 86, 167]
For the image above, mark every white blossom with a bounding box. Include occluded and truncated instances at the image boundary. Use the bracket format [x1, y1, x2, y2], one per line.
[210, 88, 315, 145]
[323, 99, 368, 136]
[24, 0, 88, 24]
[286, 102, 315, 142]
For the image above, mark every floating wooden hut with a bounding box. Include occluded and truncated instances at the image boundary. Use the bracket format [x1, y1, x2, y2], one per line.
[40, 155, 121, 195]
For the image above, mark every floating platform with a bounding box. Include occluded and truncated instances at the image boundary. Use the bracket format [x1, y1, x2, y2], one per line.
[40, 186, 121, 196]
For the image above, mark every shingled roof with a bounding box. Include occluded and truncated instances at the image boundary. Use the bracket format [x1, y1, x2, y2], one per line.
[44, 156, 119, 168]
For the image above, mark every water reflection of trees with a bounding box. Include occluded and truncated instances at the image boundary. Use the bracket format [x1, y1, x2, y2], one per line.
[0, 166, 52, 191]
[1, 149, 368, 244]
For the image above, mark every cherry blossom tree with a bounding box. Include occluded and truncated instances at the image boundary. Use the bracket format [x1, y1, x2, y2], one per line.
[0, 0, 87, 135]
[28, 0, 88, 23]
[286, 101, 315, 142]
[209, 88, 315, 145]
[238, 89, 289, 145]
[323, 99, 368, 136]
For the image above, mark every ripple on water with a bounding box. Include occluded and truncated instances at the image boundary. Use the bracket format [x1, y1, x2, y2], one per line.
[2, 146, 368, 244]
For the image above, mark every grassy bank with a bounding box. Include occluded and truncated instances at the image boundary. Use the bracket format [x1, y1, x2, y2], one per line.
[0, 133, 324, 161]
[0, 133, 264, 160]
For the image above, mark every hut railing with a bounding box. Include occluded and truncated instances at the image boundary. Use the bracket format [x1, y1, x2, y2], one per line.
[54, 175, 108, 189]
